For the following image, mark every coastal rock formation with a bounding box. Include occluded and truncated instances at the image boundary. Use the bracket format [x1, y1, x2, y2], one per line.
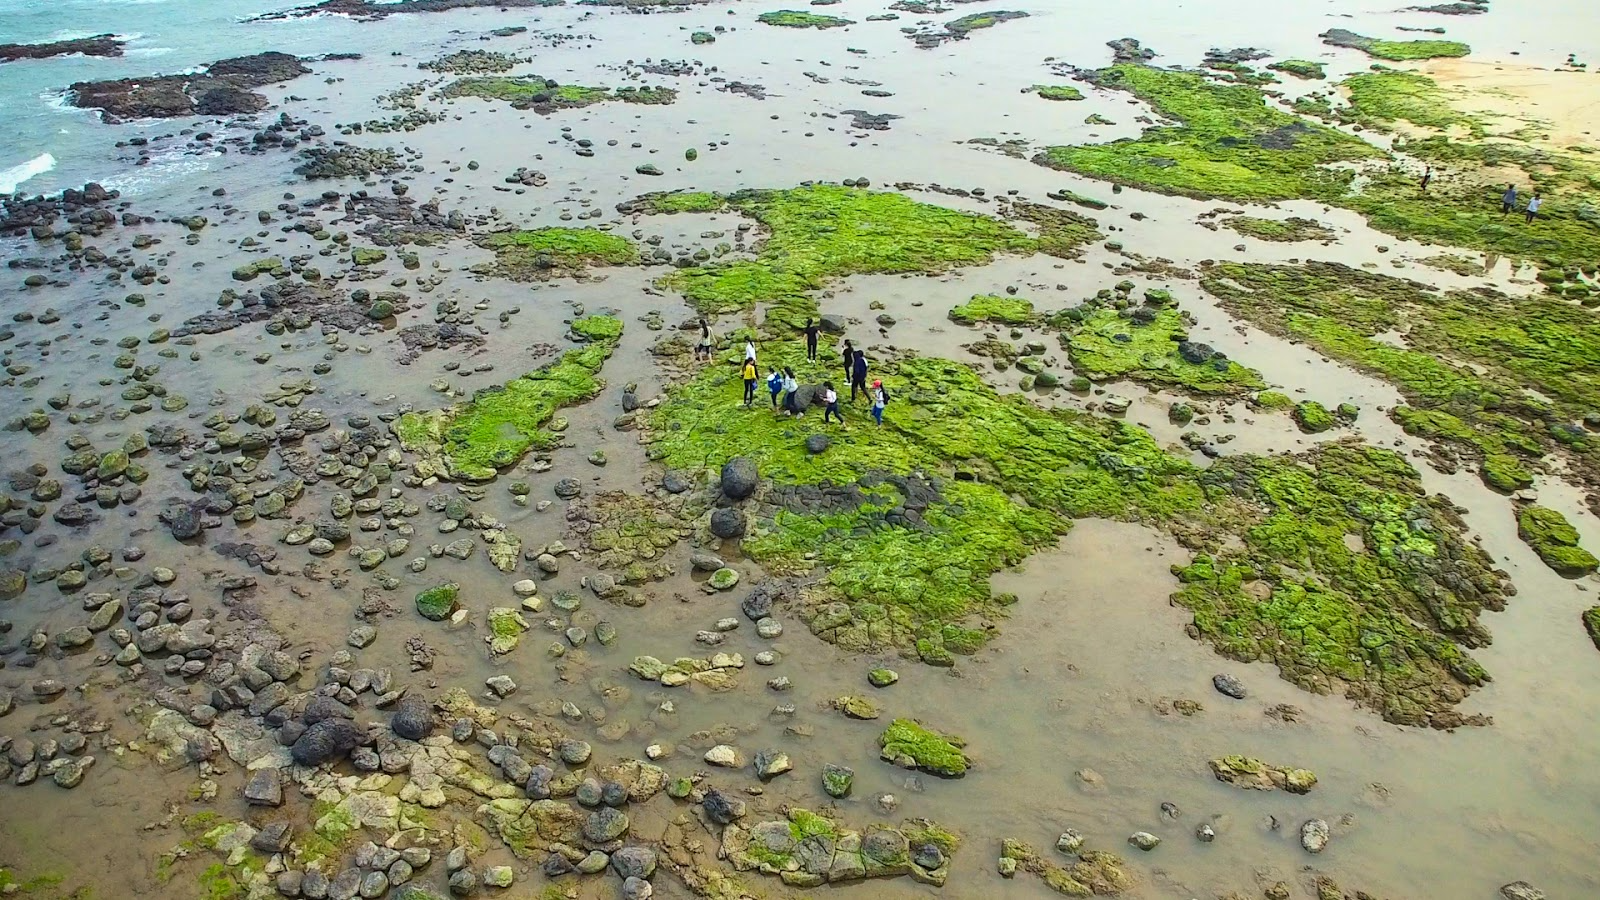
[1, 35, 125, 63]
[69, 52, 311, 122]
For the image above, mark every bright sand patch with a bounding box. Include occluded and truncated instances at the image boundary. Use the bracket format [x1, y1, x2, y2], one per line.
[1421, 59, 1600, 150]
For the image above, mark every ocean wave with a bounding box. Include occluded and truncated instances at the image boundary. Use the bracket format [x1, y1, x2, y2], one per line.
[125, 47, 176, 56]
[0, 153, 57, 194]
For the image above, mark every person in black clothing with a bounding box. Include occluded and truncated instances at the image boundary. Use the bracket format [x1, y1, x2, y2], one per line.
[803, 319, 820, 361]
[841, 340, 854, 384]
[850, 350, 869, 402]
[1419, 166, 1432, 191]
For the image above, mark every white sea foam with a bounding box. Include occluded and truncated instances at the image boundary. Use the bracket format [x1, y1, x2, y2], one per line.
[0, 153, 56, 194]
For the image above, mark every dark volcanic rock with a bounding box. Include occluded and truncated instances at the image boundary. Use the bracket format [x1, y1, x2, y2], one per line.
[69, 52, 311, 122]
[720, 457, 758, 500]
[708, 507, 746, 539]
[1, 35, 125, 64]
[290, 717, 365, 765]
[390, 696, 435, 740]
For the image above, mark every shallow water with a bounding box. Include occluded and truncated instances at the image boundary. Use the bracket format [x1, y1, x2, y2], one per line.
[2, 0, 1600, 898]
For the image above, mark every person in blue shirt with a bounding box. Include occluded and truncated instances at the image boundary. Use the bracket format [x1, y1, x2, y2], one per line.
[767, 368, 784, 408]
[1501, 184, 1518, 215]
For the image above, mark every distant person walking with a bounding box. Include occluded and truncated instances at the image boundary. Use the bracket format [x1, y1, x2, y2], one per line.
[767, 367, 783, 408]
[822, 382, 842, 424]
[871, 380, 889, 427]
[1501, 184, 1518, 215]
[1525, 193, 1542, 224]
[841, 339, 855, 384]
[744, 338, 757, 364]
[741, 358, 757, 407]
[803, 318, 820, 362]
[850, 350, 869, 402]
[695, 318, 711, 361]
[1419, 166, 1432, 191]
[781, 367, 801, 417]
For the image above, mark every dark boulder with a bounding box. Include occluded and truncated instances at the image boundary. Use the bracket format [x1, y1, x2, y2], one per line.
[720, 457, 758, 500]
[390, 696, 434, 740]
[708, 508, 746, 539]
[290, 717, 365, 766]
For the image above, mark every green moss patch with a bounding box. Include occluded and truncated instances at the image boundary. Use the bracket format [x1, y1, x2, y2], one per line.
[1339, 70, 1483, 135]
[1200, 260, 1600, 502]
[1584, 607, 1600, 650]
[1517, 505, 1598, 576]
[1172, 443, 1509, 727]
[1321, 28, 1470, 61]
[949, 295, 1036, 326]
[642, 185, 1063, 328]
[1207, 754, 1318, 792]
[1034, 63, 1382, 202]
[757, 10, 853, 28]
[1030, 84, 1085, 101]
[477, 228, 638, 280]
[1000, 839, 1133, 896]
[1223, 216, 1335, 243]
[441, 76, 675, 111]
[1064, 306, 1265, 396]
[1268, 59, 1326, 80]
[396, 317, 621, 481]
[878, 719, 969, 776]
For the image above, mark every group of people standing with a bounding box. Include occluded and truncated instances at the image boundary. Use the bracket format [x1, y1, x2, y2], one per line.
[718, 318, 889, 427]
[1501, 184, 1543, 224]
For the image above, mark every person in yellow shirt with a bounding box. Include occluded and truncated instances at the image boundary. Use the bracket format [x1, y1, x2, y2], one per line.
[741, 358, 758, 407]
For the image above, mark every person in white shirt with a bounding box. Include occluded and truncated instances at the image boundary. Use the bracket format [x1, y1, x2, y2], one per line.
[781, 368, 800, 416]
[1525, 193, 1542, 224]
[744, 339, 756, 364]
[823, 382, 841, 424]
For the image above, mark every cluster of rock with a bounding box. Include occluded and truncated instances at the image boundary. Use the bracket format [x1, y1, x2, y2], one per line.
[0, 34, 125, 63]
[721, 808, 954, 888]
[69, 52, 312, 122]
[998, 836, 1133, 895]
[295, 146, 405, 180]
[1207, 755, 1318, 793]
[628, 652, 745, 690]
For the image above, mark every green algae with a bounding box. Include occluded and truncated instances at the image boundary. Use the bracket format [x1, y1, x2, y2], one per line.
[639, 191, 726, 214]
[441, 76, 676, 110]
[946, 11, 1026, 34]
[757, 10, 853, 28]
[1172, 442, 1509, 727]
[395, 318, 621, 481]
[1200, 260, 1600, 502]
[1031, 84, 1084, 101]
[1223, 216, 1335, 243]
[1035, 63, 1382, 202]
[1064, 306, 1265, 396]
[1333, 34, 1471, 61]
[949, 295, 1036, 326]
[645, 185, 1048, 328]
[1293, 400, 1336, 433]
[999, 839, 1133, 897]
[878, 718, 969, 776]
[1339, 70, 1484, 136]
[1207, 754, 1318, 793]
[1517, 505, 1598, 576]
[477, 228, 638, 279]
[569, 314, 624, 343]
[1584, 607, 1600, 650]
[1268, 59, 1326, 80]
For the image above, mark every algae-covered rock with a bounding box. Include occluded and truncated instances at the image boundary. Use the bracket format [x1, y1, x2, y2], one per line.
[999, 838, 1133, 896]
[1585, 607, 1600, 652]
[1517, 505, 1598, 577]
[487, 607, 529, 654]
[1292, 400, 1335, 433]
[832, 695, 881, 720]
[415, 582, 460, 620]
[878, 718, 969, 777]
[1207, 755, 1317, 793]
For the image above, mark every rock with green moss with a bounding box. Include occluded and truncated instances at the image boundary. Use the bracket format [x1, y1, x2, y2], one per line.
[999, 838, 1133, 896]
[1268, 59, 1326, 79]
[1224, 216, 1336, 243]
[441, 76, 674, 112]
[351, 248, 387, 266]
[878, 718, 969, 777]
[1207, 755, 1317, 793]
[487, 607, 529, 654]
[832, 695, 881, 720]
[757, 10, 854, 28]
[1030, 84, 1084, 101]
[1066, 306, 1265, 396]
[394, 317, 622, 481]
[1584, 607, 1600, 651]
[721, 809, 948, 886]
[477, 229, 638, 281]
[1480, 453, 1534, 492]
[1320, 28, 1469, 61]
[231, 258, 285, 282]
[868, 667, 899, 687]
[1517, 505, 1598, 576]
[1292, 400, 1336, 433]
[949, 295, 1036, 326]
[634, 185, 1093, 328]
[415, 582, 460, 620]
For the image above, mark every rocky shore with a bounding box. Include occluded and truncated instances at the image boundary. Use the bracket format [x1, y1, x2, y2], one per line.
[0, 34, 125, 63]
[68, 52, 312, 122]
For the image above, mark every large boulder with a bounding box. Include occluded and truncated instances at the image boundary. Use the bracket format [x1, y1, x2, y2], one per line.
[290, 717, 365, 766]
[709, 508, 746, 539]
[390, 696, 435, 741]
[720, 457, 758, 501]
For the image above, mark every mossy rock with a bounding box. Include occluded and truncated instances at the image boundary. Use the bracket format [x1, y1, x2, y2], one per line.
[1517, 505, 1598, 576]
[1480, 453, 1533, 492]
[878, 718, 968, 777]
[1292, 400, 1335, 433]
[949, 294, 1036, 326]
[757, 10, 854, 28]
[1031, 84, 1085, 101]
[1583, 607, 1600, 651]
[416, 582, 461, 620]
[352, 248, 387, 266]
